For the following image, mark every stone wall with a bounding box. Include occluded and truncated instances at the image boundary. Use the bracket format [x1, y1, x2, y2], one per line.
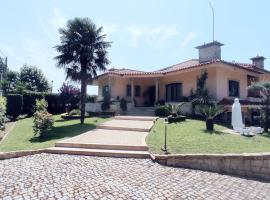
[152, 153, 270, 181]
[0, 150, 43, 160]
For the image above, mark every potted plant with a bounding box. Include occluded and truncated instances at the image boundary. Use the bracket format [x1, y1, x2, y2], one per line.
[199, 104, 224, 131]
[166, 103, 186, 123]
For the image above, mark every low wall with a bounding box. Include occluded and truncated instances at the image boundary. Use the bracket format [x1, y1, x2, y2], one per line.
[85, 102, 134, 113]
[0, 150, 44, 160]
[152, 153, 270, 181]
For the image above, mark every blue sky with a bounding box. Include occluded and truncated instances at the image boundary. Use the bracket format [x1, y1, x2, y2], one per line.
[0, 0, 269, 94]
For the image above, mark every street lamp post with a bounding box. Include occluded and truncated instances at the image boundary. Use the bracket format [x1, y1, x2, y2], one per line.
[162, 121, 169, 154]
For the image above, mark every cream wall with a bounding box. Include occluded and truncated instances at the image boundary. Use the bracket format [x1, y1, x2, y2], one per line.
[158, 67, 217, 101]
[215, 63, 264, 101]
[97, 64, 270, 105]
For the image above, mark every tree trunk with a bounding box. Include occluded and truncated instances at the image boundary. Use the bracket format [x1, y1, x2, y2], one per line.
[80, 67, 87, 124]
[206, 118, 214, 131]
[265, 96, 270, 132]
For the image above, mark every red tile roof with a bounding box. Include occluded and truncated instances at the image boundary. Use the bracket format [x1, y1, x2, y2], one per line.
[97, 59, 269, 78]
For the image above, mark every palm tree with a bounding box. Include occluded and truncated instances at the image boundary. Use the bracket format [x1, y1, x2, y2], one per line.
[55, 18, 111, 124]
[199, 105, 224, 131]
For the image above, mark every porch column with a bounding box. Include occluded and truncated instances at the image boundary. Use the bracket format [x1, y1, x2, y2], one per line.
[131, 79, 134, 101]
[108, 77, 111, 96]
[155, 79, 159, 103]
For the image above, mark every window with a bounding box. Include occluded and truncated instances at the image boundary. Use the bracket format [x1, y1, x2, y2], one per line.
[135, 85, 141, 97]
[102, 85, 109, 97]
[126, 84, 131, 97]
[228, 80, 239, 97]
[247, 75, 260, 97]
[166, 83, 182, 102]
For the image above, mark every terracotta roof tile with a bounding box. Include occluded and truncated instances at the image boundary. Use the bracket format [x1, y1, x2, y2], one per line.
[98, 59, 269, 78]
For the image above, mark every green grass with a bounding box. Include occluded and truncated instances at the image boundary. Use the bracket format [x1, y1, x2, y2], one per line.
[146, 119, 270, 154]
[0, 115, 109, 152]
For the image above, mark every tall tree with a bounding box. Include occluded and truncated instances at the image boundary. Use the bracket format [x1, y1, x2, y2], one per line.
[55, 18, 111, 124]
[0, 70, 19, 94]
[248, 81, 270, 132]
[19, 64, 50, 92]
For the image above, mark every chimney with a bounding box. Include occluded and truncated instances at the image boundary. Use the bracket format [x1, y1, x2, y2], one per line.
[195, 41, 224, 63]
[250, 55, 266, 69]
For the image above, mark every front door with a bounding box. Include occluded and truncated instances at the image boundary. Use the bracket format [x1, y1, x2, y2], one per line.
[148, 85, 156, 106]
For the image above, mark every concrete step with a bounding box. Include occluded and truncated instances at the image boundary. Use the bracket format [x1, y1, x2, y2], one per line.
[45, 147, 150, 159]
[96, 125, 151, 132]
[55, 142, 148, 151]
[97, 120, 154, 132]
[114, 116, 158, 121]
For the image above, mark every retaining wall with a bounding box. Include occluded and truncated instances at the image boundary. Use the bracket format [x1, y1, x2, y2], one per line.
[152, 153, 270, 181]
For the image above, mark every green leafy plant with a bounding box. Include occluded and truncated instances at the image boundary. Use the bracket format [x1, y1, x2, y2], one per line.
[166, 103, 186, 117]
[199, 105, 224, 131]
[33, 99, 54, 140]
[248, 81, 270, 132]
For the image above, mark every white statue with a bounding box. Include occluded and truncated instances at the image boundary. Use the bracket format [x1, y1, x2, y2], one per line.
[231, 98, 244, 132]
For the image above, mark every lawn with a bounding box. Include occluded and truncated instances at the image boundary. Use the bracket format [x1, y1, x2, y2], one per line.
[0, 115, 109, 152]
[146, 118, 270, 154]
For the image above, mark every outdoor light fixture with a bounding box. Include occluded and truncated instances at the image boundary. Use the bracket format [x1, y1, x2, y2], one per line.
[162, 120, 169, 154]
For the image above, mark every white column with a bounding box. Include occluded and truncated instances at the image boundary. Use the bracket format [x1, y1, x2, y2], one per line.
[155, 79, 159, 103]
[108, 77, 111, 96]
[131, 79, 134, 101]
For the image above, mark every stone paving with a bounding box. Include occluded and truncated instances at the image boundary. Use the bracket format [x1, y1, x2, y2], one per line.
[1, 153, 270, 200]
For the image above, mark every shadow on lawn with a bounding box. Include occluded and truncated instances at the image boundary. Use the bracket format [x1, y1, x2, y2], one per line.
[29, 123, 96, 143]
[202, 129, 225, 135]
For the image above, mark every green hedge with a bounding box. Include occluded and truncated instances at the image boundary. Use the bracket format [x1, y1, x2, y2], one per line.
[6, 94, 23, 121]
[21, 92, 66, 115]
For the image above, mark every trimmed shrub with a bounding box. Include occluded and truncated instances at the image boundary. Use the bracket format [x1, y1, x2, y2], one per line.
[0, 97, 7, 129]
[33, 99, 54, 140]
[120, 98, 127, 111]
[155, 105, 170, 117]
[6, 94, 23, 121]
[68, 109, 81, 116]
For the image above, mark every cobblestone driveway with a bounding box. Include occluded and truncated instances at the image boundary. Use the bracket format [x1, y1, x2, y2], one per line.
[0, 153, 270, 200]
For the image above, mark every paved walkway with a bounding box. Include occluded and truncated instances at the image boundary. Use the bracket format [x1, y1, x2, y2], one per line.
[1, 154, 270, 200]
[48, 116, 157, 157]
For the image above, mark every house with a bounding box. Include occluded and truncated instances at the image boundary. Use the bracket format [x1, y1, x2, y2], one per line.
[89, 41, 270, 121]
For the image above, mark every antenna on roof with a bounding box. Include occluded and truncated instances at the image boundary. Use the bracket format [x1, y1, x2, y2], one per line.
[209, 1, 215, 42]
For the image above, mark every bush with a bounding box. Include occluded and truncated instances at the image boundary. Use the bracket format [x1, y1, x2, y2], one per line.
[33, 99, 54, 140]
[68, 109, 81, 116]
[120, 98, 127, 111]
[86, 95, 97, 103]
[0, 97, 7, 129]
[155, 105, 170, 117]
[6, 94, 23, 121]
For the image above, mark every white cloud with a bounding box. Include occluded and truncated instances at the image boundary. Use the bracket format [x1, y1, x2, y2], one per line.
[126, 25, 179, 47]
[40, 7, 67, 39]
[181, 32, 200, 48]
[0, 43, 24, 67]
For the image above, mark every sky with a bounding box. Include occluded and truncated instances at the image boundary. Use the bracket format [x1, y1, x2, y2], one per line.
[0, 0, 269, 94]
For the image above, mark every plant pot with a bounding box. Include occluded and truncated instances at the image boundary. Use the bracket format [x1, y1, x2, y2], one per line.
[206, 118, 214, 131]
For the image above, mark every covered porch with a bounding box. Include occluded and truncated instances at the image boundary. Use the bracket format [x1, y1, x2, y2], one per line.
[96, 75, 162, 107]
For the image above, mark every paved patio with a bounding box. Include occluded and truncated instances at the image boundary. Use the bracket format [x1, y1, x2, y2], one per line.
[0, 153, 270, 200]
